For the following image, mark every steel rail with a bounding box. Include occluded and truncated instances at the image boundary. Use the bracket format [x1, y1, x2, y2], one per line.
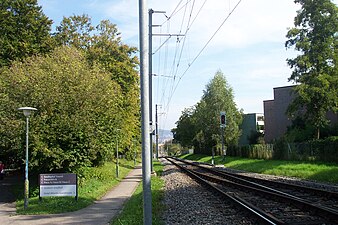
[166, 157, 285, 225]
[213, 163, 338, 199]
[174, 157, 338, 201]
[167, 157, 338, 224]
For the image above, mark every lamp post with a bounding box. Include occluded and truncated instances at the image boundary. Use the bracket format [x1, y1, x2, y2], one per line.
[115, 129, 120, 178]
[133, 139, 137, 167]
[18, 107, 37, 209]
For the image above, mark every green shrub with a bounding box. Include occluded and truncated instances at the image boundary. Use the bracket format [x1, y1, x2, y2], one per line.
[0, 47, 122, 173]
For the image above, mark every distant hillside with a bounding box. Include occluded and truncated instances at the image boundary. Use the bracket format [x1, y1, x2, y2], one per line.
[157, 129, 173, 144]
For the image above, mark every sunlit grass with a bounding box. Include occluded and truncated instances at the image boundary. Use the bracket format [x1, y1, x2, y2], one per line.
[180, 154, 338, 184]
[15, 159, 139, 214]
[111, 161, 164, 225]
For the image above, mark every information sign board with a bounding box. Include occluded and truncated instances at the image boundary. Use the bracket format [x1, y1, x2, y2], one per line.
[39, 173, 78, 199]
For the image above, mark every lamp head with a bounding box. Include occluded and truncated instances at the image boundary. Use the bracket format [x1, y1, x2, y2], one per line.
[18, 107, 37, 117]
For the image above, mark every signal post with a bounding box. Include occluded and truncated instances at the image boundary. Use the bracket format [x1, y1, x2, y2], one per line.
[220, 112, 226, 161]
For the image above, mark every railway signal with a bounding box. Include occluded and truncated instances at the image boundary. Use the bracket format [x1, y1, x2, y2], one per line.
[220, 112, 226, 128]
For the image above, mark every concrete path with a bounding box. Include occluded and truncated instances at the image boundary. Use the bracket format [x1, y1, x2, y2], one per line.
[0, 166, 142, 225]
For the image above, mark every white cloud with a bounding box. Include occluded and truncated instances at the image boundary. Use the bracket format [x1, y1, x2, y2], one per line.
[184, 0, 300, 49]
[37, 0, 311, 130]
[82, 0, 301, 50]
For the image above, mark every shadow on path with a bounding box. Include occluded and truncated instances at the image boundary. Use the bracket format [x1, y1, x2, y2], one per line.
[0, 173, 22, 203]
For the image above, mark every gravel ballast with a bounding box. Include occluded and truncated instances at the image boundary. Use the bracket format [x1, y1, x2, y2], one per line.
[160, 159, 255, 225]
[160, 158, 338, 224]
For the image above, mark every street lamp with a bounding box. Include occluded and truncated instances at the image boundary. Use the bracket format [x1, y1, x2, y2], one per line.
[18, 107, 37, 209]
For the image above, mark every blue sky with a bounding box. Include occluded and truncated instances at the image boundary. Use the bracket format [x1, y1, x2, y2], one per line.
[37, 0, 331, 131]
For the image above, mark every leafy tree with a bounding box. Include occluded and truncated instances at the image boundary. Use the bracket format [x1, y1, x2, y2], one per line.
[0, 0, 54, 67]
[194, 71, 242, 153]
[174, 71, 242, 154]
[54, 14, 94, 49]
[0, 46, 122, 172]
[286, 116, 316, 142]
[54, 15, 140, 157]
[285, 0, 338, 139]
[172, 107, 196, 147]
[54, 15, 139, 93]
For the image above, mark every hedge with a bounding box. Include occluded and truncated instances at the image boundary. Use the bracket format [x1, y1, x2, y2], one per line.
[227, 136, 338, 163]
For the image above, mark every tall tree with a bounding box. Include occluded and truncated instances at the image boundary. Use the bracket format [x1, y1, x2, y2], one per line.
[172, 106, 196, 147]
[196, 71, 242, 152]
[285, 0, 338, 139]
[54, 15, 139, 93]
[174, 71, 242, 154]
[54, 15, 140, 156]
[0, 46, 122, 172]
[0, 0, 54, 67]
[54, 14, 94, 49]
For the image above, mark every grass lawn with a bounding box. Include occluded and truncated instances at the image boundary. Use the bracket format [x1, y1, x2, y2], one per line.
[111, 161, 164, 225]
[15, 159, 138, 214]
[110, 155, 337, 225]
[180, 154, 338, 184]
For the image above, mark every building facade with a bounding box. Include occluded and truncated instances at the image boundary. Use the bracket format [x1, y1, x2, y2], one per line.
[239, 113, 264, 146]
[263, 85, 296, 143]
[263, 85, 338, 143]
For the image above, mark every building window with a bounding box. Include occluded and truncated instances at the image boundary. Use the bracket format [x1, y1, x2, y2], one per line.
[257, 116, 264, 121]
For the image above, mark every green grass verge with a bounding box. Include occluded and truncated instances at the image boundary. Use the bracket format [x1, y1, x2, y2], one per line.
[180, 154, 338, 184]
[111, 161, 164, 225]
[15, 159, 138, 214]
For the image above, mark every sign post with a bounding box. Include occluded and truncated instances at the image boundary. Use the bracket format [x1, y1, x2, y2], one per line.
[39, 173, 78, 201]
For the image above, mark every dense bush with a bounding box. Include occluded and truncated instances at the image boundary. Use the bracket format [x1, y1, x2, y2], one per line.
[228, 144, 273, 160]
[228, 137, 338, 163]
[0, 46, 124, 173]
[295, 137, 338, 162]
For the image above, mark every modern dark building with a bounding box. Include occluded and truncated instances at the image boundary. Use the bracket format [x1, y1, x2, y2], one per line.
[263, 86, 296, 143]
[239, 113, 264, 146]
[263, 85, 338, 143]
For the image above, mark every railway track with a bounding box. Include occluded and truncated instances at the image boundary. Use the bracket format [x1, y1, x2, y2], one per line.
[165, 157, 338, 225]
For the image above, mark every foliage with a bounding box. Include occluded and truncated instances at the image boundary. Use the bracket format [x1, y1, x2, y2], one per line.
[228, 144, 273, 160]
[0, 8, 140, 170]
[54, 15, 140, 157]
[180, 154, 338, 183]
[286, 116, 338, 142]
[227, 137, 338, 163]
[286, 116, 316, 142]
[285, 0, 338, 139]
[173, 71, 242, 155]
[247, 130, 265, 145]
[163, 141, 183, 156]
[172, 107, 196, 147]
[0, 46, 122, 172]
[15, 159, 137, 214]
[0, 0, 55, 67]
[54, 15, 139, 94]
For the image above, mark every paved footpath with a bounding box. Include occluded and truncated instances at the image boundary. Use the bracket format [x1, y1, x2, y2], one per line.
[0, 166, 142, 225]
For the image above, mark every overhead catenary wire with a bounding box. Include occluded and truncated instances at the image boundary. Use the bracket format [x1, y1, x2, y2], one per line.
[155, 0, 209, 130]
[163, 0, 207, 117]
[172, 0, 196, 80]
[165, 0, 196, 116]
[160, 0, 194, 26]
[154, 0, 242, 131]
[166, 0, 242, 108]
